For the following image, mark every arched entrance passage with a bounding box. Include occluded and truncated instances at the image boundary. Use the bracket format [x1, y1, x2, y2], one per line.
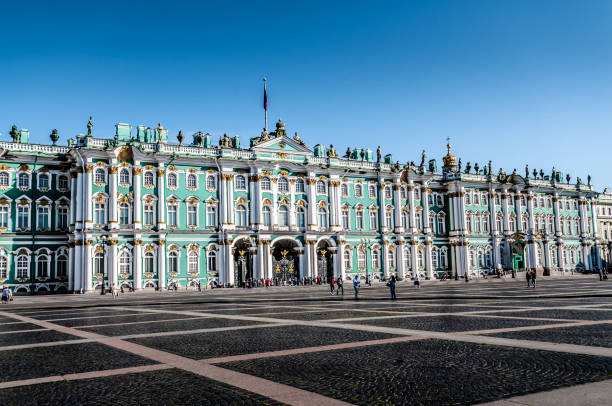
[511, 240, 526, 271]
[316, 240, 334, 282]
[233, 238, 253, 287]
[271, 239, 300, 283]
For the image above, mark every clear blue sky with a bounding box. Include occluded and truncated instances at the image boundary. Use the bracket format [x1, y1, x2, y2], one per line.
[2, 1, 611, 188]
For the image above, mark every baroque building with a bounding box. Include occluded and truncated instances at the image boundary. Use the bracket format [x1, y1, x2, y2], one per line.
[0, 119, 603, 293]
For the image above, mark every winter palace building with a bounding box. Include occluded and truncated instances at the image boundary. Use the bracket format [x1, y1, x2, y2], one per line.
[0, 119, 604, 293]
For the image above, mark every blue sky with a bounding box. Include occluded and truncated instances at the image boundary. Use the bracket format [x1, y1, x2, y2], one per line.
[2, 1, 611, 188]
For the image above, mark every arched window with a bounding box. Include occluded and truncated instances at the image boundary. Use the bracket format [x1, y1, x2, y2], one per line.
[119, 251, 131, 276]
[475, 213, 481, 233]
[94, 201, 105, 226]
[550, 246, 557, 267]
[168, 250, 178, 274]
[18, 173, 29, 188]
[40, 175, 51, 189]
[206, 175, 216, 190]
[0, 255, 7, 278]
[428, 213, 435, 231]
[466, 212, 473, 233]
[94, 169, 105, 184]
[372, 248, 380, 269]
[262, 206, 271, 226]
[474, 193, 480, 206]
[144, 251, 155, 274]
[16, 255, 28, 278]
[436, 194, 443, 207]
[400, 187, 407, 199]
[188, 251, 199, 274]
[207, 250, 217, 272]
[37, 255, 49, 278]
[521, 215, 528, 231]
[440, 248, 448, 269]
[316, 180, 326, 194]
[495, 194, 501, 205]
[317, 207, 328, 228]
[483, 214, 489, 233]
[143, 202, 155, 226]
[236, 205, 247, 227]
[58, 175, 68, 190]
[94, 251, 105, 276]
[385, 186, 392, 199]
[357, 249, 366, 269]
[469, 248, 476, 268]
[520, 196, 527, 207]
[354, 184, 362, 197]
[187, 174, 197, 189]
[432, 249, 439, 269]
[206, 205, 217, 227]
[0, 172, 9, 187]
[402, 210, 409, 229]
[465, 192, 471, 205]
[278, 205, 289, 226]
[509, 214, 516, 232]
[119, 202, 130, 225]
[415, 211, 422, 230]
[369, 185, 376, 199]
[37, 203, 50, 230]
[295, 178, 305, 192]
[388, 247, 395, 269]
[428, 194, 434, 206]
[344, 249, 352, 270]
[496, 214, 503, 232]
[369, 209, 378, 230]
[56, 254, 68, 278]
[261, 177, 271, 191]
[297, 206, 305, 228]
[120, 169, 130, 185]
[235, 175, 246, 190]
[143, 171, 154, 187]
[278, 177, 289, 192]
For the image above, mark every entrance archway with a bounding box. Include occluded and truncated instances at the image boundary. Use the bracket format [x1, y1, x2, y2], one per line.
[272, 239, 300, 283]
[316, 240, 334, 282]
[233, 238, 253, 287]
[511, 240, 526, 272]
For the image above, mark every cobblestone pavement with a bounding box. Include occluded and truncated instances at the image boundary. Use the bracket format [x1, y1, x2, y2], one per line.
[0, 276, 610, 405]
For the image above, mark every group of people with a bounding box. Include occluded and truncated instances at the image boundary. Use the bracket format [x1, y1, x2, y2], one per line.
[526, 269, 537, 288]
[328, 276, 344, 295]
[1, 286, 12, 304]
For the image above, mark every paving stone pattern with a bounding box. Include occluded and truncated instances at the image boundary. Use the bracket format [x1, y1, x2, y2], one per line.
[0, 369, 283, 405]
[0, 330, 78, 347]
[222, 338, 612, 406]
[0, 342, 157, 382]
[130, 325, 395, 359]
[347, 314, 560, 332]
[488, 323, 612, 348]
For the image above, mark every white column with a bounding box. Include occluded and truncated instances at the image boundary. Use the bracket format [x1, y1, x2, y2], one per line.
[553, 195, 561, 236]
[227, 174, 235, 226]
[527, 194, 535, 233]
[411, 242, 418, 276]
[393, 181, 402, 232]
[303, 242, 311, 278]
[84, 240, 92, 291]
[557, 242, 564, 271]
[227, 240, 235, 285]
[543, 240, 551, 270]
[422, 186, 431, 233]
[289, 179, 297, 229]
[396, 242, 405, 278]
[109, 164, 118, 230]
[298, 247, 305, 279]
[425, 242, 433, 278]
[75, 170, 84, 230]
[74, 242, 83, 292]
[338, 243, 346, 280]
[217, 244, 226, 285]
[219, 175, 227, 226]
[311, 243, 318, 278]
[134, 240, 142, 289]
[257, 241, 265, 279]
[133, 166, 142, 230]
[107, 240, 116, 288]
[158, 240, 166, 289]
[271, 177, 278, 228]
[84, 164, 93, 229]
[502, 192, 510, 233]
[67, 243, 75, 292]
[382, 242, 390, 278]
[489, 190, 497, 234]
[331, 247, 340, 278]
[250, 173, 259, 227]
[70, 172, 77, 229]
[307, 174, 316, 230]
[264, 241, 272, 280]
[378, 179, 386, 232]
[250, 246, 259, 279]
[157, 166, 166, 230]
[408, 183, 416, 232]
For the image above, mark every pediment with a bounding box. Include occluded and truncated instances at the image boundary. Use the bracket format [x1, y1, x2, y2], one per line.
[251, 136, 312, 154]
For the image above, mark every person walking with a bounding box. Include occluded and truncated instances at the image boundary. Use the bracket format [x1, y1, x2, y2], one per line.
[336, 277, 344, 295]
[526, 270, 531, 288]
[413, 273, 420, 288]
[531, 269, 537, 288]
[388, 275, 397, 300]
[330, 277, 335, 295]
[353, 275, 360, 300]
[1, 286, 8, 305]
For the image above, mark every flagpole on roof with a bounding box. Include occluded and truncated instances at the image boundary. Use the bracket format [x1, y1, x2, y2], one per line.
[263, 77, 268, 131]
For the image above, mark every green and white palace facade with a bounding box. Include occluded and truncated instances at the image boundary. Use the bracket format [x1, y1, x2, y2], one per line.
[0, 119, 604, 293]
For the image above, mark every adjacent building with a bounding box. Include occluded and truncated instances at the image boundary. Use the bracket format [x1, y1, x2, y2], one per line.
[0, 119, 603, 293]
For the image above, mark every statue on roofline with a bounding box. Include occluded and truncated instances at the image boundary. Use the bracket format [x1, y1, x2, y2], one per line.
[87, 116, 93, 137]
[327, 144, 337, 158]
[376, 146, 382, 163]
[293, 131, 307, 147]
[345, 147, 352, 159]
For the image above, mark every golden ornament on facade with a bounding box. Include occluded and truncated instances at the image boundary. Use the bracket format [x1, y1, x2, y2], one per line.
[132, 167, 142, 175]
[85, 165, 94, 173]
[94, 245, 104, 253]
[144, 245, 155, 253]
[307, 178, 316, 185]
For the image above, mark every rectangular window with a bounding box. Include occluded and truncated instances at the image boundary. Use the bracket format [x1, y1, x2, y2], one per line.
[342, 210, 349, 229]
[356, 211, 364, 229]
[168, 205, 177, 227]
[57, 206, 68, 229]
[369, 211, 377, 230]
[94, 203, 105, 226]
[0, 206, 8, 228]
[38, 206, 49, 229]
[206, 206, 216, 227]
[18, 206, 29, 229]
[187, 205, 197, 227]
[144, 204, 154, 226]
